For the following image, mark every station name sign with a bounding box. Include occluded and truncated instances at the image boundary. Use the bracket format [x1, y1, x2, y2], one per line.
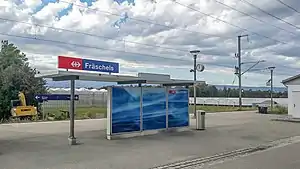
[58, 56, 119, 73]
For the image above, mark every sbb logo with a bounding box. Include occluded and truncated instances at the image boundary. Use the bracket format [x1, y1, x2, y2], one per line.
[58, 56, 83, 70]
[71, 61, 81, 68]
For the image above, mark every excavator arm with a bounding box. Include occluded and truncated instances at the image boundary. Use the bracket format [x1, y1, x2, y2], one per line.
[18, 92, 27, 106]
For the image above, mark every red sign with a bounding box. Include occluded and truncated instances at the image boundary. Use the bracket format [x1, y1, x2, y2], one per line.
[169, 90, 176, 94]
[58, 56, 83, 70]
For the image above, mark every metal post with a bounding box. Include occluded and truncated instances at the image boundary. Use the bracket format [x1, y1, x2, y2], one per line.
[139, 84, 143, 132]
[268, 67, 275, 112]
[193, 54, 197, 118]
[68, 79, 76, 145]
[166, 86, 169, 129]
[237, 35, 248, 109]
[238, 36, 242, 109]
[190, 50, 201, 118]
[270, 69, 273, 112]
[42, 103, 45, 121]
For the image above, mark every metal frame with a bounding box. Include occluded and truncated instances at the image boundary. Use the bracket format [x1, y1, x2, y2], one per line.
[117, 80, 147, 85]
[186, 86, 190, 127]
[140, 86, 143, 132]
[107, 86, 143, 139]
[142, 86, 168, 132]
[165, 86, 169, 130]
[106, 87, 112, 140]
[107, 86, 190, 139]
[165, 87, 190, 130]
[36, 70, 204, 143]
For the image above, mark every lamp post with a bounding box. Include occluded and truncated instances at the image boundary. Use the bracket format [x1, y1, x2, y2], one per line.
[235, 59, 266, 109]
[268, 66, 275, 112]
[190, 50, 204, 118]
[247, 66, 275, 112]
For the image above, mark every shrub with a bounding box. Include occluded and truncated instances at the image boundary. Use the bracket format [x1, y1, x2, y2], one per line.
[270, 105, 288, 114]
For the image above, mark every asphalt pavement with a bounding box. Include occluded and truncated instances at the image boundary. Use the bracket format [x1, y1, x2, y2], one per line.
[199, 141, 300, 169]
[1, 111, 300, 169]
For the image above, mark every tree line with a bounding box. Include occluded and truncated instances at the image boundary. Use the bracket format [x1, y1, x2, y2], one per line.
[189, 84, 288, 98]
[0, 40, 288, 120]
[100, 84, 287, 98]
[0, 40, 47, 120]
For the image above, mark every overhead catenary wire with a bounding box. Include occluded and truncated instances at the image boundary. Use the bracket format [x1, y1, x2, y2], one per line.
[58, 0, 231, 39]
[3, 32, 295, 77]
[247, 67, 294, 76]
[0, 17, 190, 54]
[0, 32, 235, 68]
[0, 17, 291, 63]
[0, 21, 294, 74]
[3, 1, 298, 77]
[63, 0, 289, 45]
[0, 17, 239, 59]
[212, 0, 297, 36]
[171, 0, 289, 45]
[171, 0, 299, 76]
[275, 0, 300, 14]
[0, 33, 294, 77]
[239, 0, 300, 30]
[59, 0, 292, 44]
[28, 0, 295, 57]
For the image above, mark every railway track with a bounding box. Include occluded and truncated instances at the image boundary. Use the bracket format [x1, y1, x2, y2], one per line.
[151, 136, 300, 169]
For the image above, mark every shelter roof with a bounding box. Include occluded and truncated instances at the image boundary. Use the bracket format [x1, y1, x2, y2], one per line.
[36, 70, 205, 86]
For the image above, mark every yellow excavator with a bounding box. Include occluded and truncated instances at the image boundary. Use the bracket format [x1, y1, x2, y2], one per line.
[10, 91, 37, 119]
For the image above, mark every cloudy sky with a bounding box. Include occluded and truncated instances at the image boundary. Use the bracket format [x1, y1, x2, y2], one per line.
[1, 0, 300, 87]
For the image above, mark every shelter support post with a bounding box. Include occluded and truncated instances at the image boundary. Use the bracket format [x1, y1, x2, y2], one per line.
[68, 79, 76, 145]
[166, 86, 169, 130]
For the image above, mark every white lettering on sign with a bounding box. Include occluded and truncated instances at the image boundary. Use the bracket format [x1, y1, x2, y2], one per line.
[84, 63, 114, 71]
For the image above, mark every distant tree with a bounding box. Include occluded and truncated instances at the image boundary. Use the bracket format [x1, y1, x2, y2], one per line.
[0, 40, 47, 120]
[188, 84, 287, 98]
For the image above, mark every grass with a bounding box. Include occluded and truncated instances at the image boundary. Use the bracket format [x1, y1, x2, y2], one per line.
[41, 105, 256, 121]
[268, 105, 288, 115]
[43, 106, 107, 121]
[1, 105, 257, 123]
[190, 105, 256, 113]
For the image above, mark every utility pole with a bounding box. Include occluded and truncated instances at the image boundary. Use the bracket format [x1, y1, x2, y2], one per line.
[237, 35, 248, 109]
[268, 66, 275, 112]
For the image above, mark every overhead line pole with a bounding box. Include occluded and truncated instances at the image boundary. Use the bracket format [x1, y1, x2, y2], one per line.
[237, 35, 248, 109]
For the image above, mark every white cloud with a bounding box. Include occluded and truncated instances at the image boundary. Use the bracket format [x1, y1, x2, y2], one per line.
[33, 2, 68, 21]
[0, 0, 300, 87]
[23, 0, 42, 9]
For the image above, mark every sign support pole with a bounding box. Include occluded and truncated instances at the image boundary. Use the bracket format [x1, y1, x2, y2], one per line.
[68, 79, 76, 145]
[42, 103, 45, 121]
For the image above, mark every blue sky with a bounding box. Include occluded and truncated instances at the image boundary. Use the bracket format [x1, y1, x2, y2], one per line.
[28, 0, 132, 24]
[32, 0, 95, 17]
[33, 0, 134, 12]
